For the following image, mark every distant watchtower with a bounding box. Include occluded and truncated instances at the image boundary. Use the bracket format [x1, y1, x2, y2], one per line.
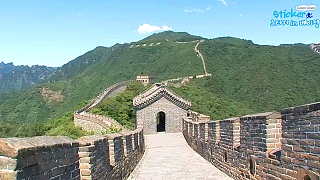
[136, 75, 155, 86]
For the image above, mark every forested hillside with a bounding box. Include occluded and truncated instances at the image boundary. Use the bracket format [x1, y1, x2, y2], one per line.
[0, 31, 319, 138]
[0, 32, 204, 125]
[200, 39, 320, 112]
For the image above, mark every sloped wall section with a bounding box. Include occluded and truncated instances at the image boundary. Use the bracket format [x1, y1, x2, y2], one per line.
[74, 112, 128, 134]
[74, 80, 134, 134]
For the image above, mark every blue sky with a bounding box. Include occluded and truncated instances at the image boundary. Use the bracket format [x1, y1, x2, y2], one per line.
[0, 0, 319, 67]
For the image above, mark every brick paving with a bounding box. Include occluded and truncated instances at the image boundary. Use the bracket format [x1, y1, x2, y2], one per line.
[128, 133, 233, 180]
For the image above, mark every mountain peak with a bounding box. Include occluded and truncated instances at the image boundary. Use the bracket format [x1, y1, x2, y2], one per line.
[213, 36, 254, 45]
[139, 31, 203, 43]
[0, 62, 14, 66]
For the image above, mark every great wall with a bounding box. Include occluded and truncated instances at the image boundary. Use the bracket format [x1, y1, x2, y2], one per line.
[0, 76, 319, 179]
[311, 44, 320, 54]
[74, 80, 137, 133]
[183, 105, 320, 180]
[0, 41, 319, 179]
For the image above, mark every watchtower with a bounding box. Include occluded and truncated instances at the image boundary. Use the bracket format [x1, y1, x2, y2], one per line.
[133, 83, 191, 134]
[136, 75, 155, 86]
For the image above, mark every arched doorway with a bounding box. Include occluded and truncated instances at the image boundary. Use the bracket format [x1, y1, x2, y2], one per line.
[303, 174, 311, 180]
[249, 158, 256, 176]
[157, 112, 165, 132]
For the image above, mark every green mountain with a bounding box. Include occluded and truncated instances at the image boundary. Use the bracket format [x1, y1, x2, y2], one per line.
[48, 46, 109, 81]
[0, 62, 56, 93]
[200, 39, 320, 112]
[0, 31, 320, 137]
[140, 31, 203, 43]
[0, 31, 204, 124]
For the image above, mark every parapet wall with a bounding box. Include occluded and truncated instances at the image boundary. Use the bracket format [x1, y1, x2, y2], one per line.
[187, 110, 211, 122]
[74, 112, 128, 134]
[77, 128, 144, 180]
[0, 129, 145, 180]
[74, 80, 134, 134]
[281, 103, 320, 179]
[0, 136, 79, 180]
[183, 102, 320, 180]
[76, 80, 135, 114]
[311, 44, 320, 53]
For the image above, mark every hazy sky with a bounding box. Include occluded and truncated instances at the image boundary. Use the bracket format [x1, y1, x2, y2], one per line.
[0, 0, 319, 67]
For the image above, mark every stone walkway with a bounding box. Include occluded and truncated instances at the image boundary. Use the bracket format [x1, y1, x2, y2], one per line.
[128, 133, 233, 180]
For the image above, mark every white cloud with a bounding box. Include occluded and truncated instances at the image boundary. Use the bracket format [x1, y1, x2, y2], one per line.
[218, 0, 228, 6]
[184, 8, 205, 13]
[296, 5, 317, 11]
[137, 24, 172, 34]
[184, 6, 212, 13]
[162, 25, 172, 31]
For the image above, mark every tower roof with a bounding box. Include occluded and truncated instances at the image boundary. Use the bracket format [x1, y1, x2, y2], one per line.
[133, 83, 191, 110]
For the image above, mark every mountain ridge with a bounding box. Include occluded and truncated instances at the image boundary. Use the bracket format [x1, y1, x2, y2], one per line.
[0, 62, 56, 93]
[0, 31, 319, 138]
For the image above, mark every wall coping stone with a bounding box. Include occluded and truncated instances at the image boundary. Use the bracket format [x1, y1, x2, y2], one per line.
[224, 117, 240, 121]
[182, 116, 193, 122]
[185, 112, 281, 122]
[133, 128, 143, 134]
[241, 112, 280, 120]
[106, 133, 124, 140]
[122, 132, 134, 136]
[214, 117, 240, 123]
[207, 120, 219, 124]
[0, 136, 77, 158]
[77, 135, 106, 146]
[281, 101, 320, 114]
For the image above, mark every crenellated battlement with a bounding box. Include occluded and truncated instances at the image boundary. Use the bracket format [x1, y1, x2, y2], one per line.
[0, 129, 145, 180]
[187, 110, 211, 122]
[74, 112, 128, 134]
[136, 76, 155, 86]
[311, 43, 320, 54]
[183, 102, 320, 180]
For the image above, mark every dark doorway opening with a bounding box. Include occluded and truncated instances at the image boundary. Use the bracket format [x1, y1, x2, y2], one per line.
[157, 112, 165, 132]
[249, 159, 256, 176]
[303, 174, 311, 180]
[223, 151, 228, 162]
